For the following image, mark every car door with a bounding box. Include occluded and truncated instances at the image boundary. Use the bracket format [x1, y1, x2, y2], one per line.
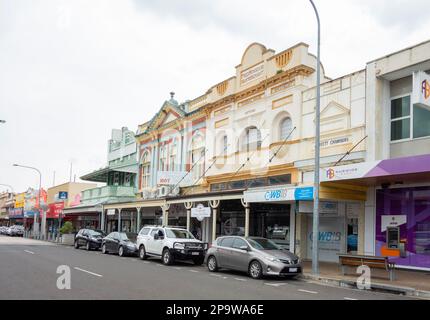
[112, 232, 121, 253]
[217, 237, 235, 269]
[152, 229, 165, 255]
[230, 238, 251, 272]
[147, 228, 159, 254]
[79, 230, 88, 246]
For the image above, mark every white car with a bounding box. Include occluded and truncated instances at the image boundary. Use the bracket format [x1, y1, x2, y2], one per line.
[136, 226, 208, 265]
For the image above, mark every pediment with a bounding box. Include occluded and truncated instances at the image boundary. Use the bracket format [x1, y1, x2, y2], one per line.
[148, 102, 186, 130]
[321, 101, 350, 120]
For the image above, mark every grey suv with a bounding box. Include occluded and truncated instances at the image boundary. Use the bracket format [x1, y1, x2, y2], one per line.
[205, 236, 302, 279]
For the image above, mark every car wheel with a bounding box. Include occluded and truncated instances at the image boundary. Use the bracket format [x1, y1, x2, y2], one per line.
[74, 240, 79, 249]
[162, 248, 173, 265]
[86, 241, 91, 251]
[118, 246, 125, 257]
[139, 245, 147, 260]
[102, 244, 108, 254]
[193, 257, 205, 266]
[249, 260, 263, 279]
[207, 256, 218, 272]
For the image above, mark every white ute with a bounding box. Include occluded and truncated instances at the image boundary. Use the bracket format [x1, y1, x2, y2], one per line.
[136, 226, 208, 265]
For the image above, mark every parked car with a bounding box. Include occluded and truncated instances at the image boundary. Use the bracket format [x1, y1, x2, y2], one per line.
[101, 232, 138, 257]
[0, 226, 8, 235]
[205, 236, 302, 279]
[74, 228, 106, 250]
[9, 225, 24, 237]
[136, 226, 208, 265]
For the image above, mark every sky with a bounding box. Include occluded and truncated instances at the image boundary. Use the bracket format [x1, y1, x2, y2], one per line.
[1, 0, 430, 193]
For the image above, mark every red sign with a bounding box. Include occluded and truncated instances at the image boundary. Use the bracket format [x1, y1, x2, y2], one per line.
[47, 202, 64, 219]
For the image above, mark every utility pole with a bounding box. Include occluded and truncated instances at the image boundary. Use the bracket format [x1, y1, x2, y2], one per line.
[309, 0, 321, 276]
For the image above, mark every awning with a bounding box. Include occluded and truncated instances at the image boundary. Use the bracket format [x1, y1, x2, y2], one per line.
[243, 185, 313, 203]
[80, 164, 138, 182]
[321, 154, 430, 186]
[104, 199, 166, 210]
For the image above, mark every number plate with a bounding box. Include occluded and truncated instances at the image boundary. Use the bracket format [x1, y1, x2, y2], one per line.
[191, 252, 200, 256]
[289, 268, 298, 273]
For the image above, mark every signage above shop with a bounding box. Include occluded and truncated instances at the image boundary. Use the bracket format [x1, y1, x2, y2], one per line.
[244, 186, 314, 203]
[107, 209, 116, 216]
[381, 215, 407, 232]
[412, 71, 430, 111]
[47, 202, 65, 219]
[157, 171, 192, 187]
[58, 191, 68, 200]
[191, 204, 211, 221]
[240, 62, 264, 86]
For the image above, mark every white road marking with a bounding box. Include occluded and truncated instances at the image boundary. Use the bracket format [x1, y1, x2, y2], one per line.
[24, 250, 35, 254]
[234, 278, 247, 282]
[298, 289, 318, 294]
[143, 261, 150, 264]
[344, 297, 358, 301]
[264, 283, 287, 287]
[174, 267, 182, 270]
[74, 267, 103, 278]
[189, 270, 199, 273]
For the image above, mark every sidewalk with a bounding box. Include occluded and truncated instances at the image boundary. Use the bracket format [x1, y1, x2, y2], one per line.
[301, 261, 430, 299]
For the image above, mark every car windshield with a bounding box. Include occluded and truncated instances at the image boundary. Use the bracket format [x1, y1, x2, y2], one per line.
[119, 232, 137, 242]
[247, 237, 281, 250]
[88, 230, 105, 237]
[165, 229, 195, 239]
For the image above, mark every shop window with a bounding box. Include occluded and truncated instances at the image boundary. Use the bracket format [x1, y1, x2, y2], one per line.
[413, 105, 430, 138]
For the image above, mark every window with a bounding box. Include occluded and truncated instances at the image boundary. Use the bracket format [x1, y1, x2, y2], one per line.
[280, 117, 292, 141]
[113, 172, 119, 186]
[232, 238, 248, 249]
[391, 95, 430, 141]
[219, 237, 235, 248]
[139, 227, 150, 236]
[159, 146, 167, 171]
[190, 134, 205, 181]
[222, 135, 228, 154]
[141, 152, 151, 189]
[391, 96, 411, 141]
[241, 127, 262, 152]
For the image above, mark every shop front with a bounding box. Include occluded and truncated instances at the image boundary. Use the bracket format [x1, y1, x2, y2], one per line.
[62, 204, 102, 231]
[46, 202, 64, 235]
[244, 185, 366, 262]
[8, 208, 24, 226]
[321, 154, 430, 270]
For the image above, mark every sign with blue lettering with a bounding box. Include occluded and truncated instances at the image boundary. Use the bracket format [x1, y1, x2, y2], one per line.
[294, 187, 314, 201]
[58, 191, 68, 200]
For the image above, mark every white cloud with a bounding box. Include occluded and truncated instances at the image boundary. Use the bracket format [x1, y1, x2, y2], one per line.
[0, 0, 429, 192]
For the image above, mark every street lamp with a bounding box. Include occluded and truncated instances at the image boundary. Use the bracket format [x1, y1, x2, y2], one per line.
[0, 183, 14, 193]
[309, 0, 321, 276]
[13, 164, 42, 237]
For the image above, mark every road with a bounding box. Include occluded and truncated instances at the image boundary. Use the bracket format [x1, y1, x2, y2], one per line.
[0, 235, 416, 300]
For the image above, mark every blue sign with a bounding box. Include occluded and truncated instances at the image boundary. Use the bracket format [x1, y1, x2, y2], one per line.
[58, 192, 68, 200]
[294, 187, 314, 201]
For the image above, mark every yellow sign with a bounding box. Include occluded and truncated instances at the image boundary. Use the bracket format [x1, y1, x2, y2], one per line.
[14, 193, 25, 208]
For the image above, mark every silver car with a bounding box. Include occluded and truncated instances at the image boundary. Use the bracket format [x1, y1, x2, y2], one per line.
[205, 236, 302, 279]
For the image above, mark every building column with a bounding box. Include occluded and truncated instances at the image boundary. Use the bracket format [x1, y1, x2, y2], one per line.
[100, 207, 105, 232]
[184, 202, 193, 231]
[136, 207, 141, 233]
[209, 200, 220, 242]
[118, 209, 122, 232]
[161, 204, 170, 226]
[241, 199, 250, 237]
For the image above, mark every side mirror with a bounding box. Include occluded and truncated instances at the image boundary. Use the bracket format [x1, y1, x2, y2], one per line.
[239, 245, 249, 251]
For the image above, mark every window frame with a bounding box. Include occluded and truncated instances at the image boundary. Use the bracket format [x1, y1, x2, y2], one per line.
[390, 93, 430, 143]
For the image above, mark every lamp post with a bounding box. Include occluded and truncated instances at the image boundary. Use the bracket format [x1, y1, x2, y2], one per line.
[13, 164, 42, 237]
[309, 0, 321, 276]
[0, 184, 14, 193]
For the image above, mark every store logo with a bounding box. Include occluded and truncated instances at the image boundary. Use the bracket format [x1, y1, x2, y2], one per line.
[422, 79, 430, 99]
[326, 168, 335, 180]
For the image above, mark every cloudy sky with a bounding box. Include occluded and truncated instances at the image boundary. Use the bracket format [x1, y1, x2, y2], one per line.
[1, 0, 429, 193]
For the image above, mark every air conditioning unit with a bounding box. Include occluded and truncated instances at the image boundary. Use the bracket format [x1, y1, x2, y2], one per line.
[141, 191, 150, 200]
[158, 186, 169, 197]
[170, 187, 180, 196]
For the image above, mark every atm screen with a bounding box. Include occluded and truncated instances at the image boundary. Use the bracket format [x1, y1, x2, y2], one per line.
[387, 227, 400, 249]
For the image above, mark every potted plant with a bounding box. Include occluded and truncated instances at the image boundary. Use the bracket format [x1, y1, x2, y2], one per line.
[59, 221, 75, 245]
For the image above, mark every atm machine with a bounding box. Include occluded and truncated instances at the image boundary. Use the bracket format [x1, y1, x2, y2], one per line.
[387, 226, 407, 258]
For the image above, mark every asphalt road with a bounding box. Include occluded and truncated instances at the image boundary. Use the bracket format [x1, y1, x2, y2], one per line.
[0, 235, 416, 300]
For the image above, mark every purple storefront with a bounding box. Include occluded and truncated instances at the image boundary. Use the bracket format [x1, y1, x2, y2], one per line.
[322, 154, 430, 270]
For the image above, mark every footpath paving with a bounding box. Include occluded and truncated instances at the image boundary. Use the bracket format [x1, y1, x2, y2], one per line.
[301, 261, 430, 299]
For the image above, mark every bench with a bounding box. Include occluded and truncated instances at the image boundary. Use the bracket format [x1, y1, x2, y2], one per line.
[338, 254, 396, 281]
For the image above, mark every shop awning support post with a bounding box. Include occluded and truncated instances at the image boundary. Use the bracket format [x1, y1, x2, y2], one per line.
[309, 0, 321, 276]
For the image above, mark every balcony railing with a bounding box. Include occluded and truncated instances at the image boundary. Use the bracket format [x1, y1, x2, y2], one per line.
[81, 185, 136, 203]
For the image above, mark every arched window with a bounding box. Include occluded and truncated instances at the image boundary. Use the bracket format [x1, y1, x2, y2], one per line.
[141, 151, 151, 189]
[241, 126, 262, 152]
[280, 117, 293, 141]
[169, 139, 178, 171]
